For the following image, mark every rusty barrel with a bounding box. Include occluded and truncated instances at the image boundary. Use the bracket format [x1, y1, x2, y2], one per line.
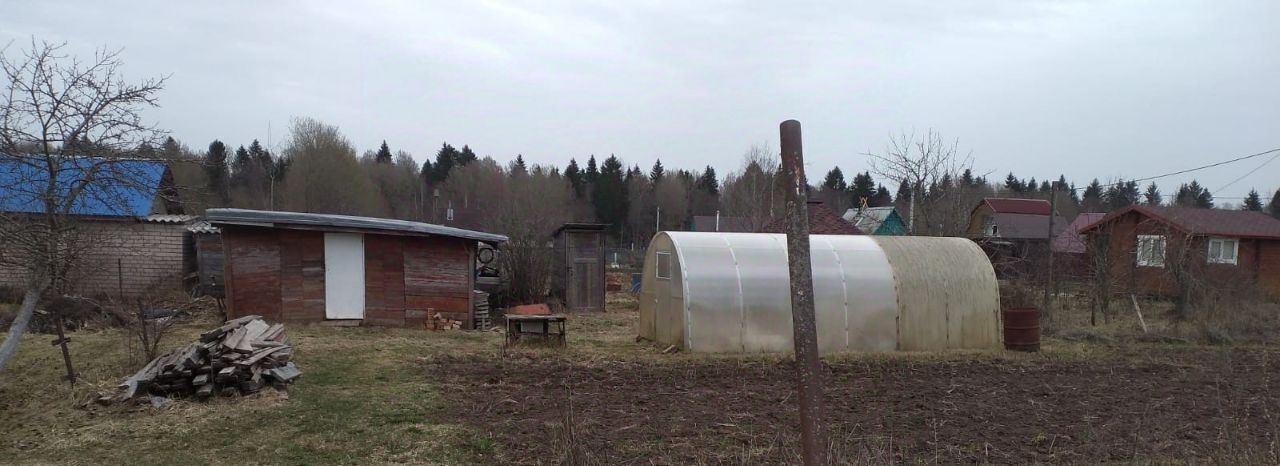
[1002, 307, 1040, 352]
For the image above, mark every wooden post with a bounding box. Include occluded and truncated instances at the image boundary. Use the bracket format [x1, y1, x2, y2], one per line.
[1043, 182, 1058, 322]
[779, 119, 828, 466]
[53, 313, 76, 386]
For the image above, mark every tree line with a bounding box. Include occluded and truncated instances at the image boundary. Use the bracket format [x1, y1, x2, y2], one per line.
[157, 120, 1280, 245]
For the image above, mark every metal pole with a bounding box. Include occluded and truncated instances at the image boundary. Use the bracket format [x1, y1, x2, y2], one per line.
[1044, 182, 1058, 320]
[779, 119, 828, 466]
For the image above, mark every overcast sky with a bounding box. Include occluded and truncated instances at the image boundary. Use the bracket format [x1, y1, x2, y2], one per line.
[3, 0, 1277, 202]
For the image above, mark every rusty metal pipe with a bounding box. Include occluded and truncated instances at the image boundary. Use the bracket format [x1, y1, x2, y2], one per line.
[779, 119, 828, 465]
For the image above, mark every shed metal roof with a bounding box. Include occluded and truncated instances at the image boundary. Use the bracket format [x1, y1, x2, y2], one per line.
[206, 208, 508, 243]
[0, 154, 166, 217]
[983, 198, 1052, 215]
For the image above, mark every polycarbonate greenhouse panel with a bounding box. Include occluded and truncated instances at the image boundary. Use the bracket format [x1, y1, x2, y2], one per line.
[638, 232, 1001, 354]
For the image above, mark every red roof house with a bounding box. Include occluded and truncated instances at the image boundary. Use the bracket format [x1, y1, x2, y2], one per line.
[762, 200, 862, 235]
[1080, 205, 1280, 298]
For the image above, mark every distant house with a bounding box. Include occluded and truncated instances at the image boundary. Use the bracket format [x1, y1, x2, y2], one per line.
[0, 155, 195, 296]
[1051, 213, 1107, 255]
[208, 209, 507, 328]
[841, 206, 908, 235]
[762, 200, 862, 235]
[966, 198, 1067, 279]
[1080, 205, 1280, 298]
[691, 215, 753, 233]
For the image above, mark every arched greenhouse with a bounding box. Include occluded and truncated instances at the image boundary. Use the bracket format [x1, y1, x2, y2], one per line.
[638, 232, 1002, 353]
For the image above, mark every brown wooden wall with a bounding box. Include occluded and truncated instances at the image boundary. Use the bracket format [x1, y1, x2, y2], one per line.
[223, 226, 477, 327]
[1089, 211, 1280, 298]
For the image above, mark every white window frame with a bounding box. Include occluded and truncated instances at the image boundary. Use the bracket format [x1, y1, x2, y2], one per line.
[1206, 237, 1239, 265]
[1136, 235, 1166, 268]
[655, 251, 672, 280]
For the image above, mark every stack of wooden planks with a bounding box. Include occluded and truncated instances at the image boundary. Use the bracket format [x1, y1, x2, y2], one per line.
[111, 315, 300, 402]
[425, 312, 464, 331]
[473, 290, 491, 330]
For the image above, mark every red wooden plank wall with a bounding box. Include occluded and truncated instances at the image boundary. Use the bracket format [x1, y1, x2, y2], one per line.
[403, 237, 472, 326]
[279, 230, 326, 322]
[365, 235, 407, 326]
[225, 227, 283, 321]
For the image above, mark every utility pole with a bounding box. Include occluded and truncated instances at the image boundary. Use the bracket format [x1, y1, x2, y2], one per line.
[779, 119, 828, 466]
[1043, 181, 1059, 322]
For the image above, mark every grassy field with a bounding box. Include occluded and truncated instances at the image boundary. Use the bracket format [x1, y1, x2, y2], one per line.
[1, 293, 1278, 464]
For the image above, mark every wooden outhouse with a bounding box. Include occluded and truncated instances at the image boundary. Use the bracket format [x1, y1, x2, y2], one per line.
[208, 209, 507, 328]
[550, 223, 608, 312]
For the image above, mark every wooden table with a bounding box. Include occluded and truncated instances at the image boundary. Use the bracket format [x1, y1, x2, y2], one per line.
[504, 314, 567, 347]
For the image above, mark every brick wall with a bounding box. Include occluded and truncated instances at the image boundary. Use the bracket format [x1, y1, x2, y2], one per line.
[0, 220, 188, 296]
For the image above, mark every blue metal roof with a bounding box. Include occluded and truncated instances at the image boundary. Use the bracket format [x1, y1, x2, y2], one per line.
[0, 155, 166, 217]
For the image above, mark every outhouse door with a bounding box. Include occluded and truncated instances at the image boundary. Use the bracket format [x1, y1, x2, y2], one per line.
[566, 231, 603, 311]
[324, 233, 366, 319]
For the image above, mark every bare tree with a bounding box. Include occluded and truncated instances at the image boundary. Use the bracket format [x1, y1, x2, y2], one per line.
[721, 143, 783, 232]
[280, 117, 384, 216]
[865, 129, 974, 235]
[486, 162, 572, 305]
[0, 39, 167, 375]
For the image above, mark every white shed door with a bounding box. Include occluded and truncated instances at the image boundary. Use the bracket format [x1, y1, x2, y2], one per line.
[324, 233, 366, 320]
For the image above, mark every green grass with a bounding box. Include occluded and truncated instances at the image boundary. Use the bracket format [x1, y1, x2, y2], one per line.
[0, 317, 498, 465]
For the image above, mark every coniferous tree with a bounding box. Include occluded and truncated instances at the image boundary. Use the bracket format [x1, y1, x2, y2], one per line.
[564, 158, 583, 197]
[696, 165, 719, 195]
[593, 155, 629, 235]
[205, 140, 230, 205]
[1144, 182, 1162, 206]
[431, 142, 459, 183]
[1069, 182, 1080, 206]
[512, 154, 528, 175]
[585, 155, 599, 185]
[871, 185, 893, 207]
[821, 167, 847, 192]
[961, 169, 976, 188]
[1081, 179, 1104, 212]
[375, 140, 392, 164]
[1243, 189, 1263, 211]
[1268, 188, 1280, 218]
[457, 145, 477, 166]
[1103, 180, 1140, 211]
[895, 179, 912, 203]
[649, 159, 665, 183]
[1174, 180, 1214, 208]
[850, 171, 876, 205]
[1004, 173, 1024, 194]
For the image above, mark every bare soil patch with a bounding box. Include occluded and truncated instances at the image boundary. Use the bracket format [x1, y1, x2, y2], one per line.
[431, 347, 1280, 464]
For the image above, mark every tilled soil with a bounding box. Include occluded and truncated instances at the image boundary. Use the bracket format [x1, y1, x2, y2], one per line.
[430, 349, 1280, 464]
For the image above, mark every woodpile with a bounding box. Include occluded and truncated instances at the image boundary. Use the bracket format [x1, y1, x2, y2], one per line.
[110, 315, 299, 402]
[425, 312, 464, 331]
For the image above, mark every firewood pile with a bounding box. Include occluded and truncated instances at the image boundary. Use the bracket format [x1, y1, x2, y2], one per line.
[110, 315, 300, 402]
[425, 312, 464, 331]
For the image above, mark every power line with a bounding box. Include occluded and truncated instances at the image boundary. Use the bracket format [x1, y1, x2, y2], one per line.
[1214, 150, 1280, 193]
[1066, 147, 1280, 193]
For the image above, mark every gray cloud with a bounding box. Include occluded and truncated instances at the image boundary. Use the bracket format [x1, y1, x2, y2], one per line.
[3, 0, 1276, 200]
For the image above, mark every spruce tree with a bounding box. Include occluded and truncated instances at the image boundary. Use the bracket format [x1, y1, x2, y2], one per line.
[696, 165, 719, 195]
[1082, 179, 1104, 212]
[821, 167, 847, 193]
[649, 159, 665, 183]
[1243, 189, 1263, 211]
[585, 155, 599, 185]
[564, 158, 583, 197]
[512, 154, 528, 175]
[375, 140, 392, 164]
[432, 142, 459, 183]
[457, 145, 477, 166]
[1268, 188, 1280, 218]
[205, 140, 230, 204]
[895, 179, 912, 203]
[1143, 182, 1162, 206]
[871, 185, 893, 207]
[1174, 180, 1214, 208]
[593, 155, 628, 235]
[1004, 173, 1023, 194]
[850, 171, 876, 205]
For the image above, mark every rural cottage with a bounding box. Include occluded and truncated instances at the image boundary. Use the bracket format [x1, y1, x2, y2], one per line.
[1080, 205, 1280, 298]
[0, 155, 195, 296]
[208, 209, 507, 328]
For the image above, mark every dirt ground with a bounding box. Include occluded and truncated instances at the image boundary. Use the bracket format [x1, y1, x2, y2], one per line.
[431, 306, 1280, 464]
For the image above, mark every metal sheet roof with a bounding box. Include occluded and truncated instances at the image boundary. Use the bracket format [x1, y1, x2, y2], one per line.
[1085, 205, 1280, 240]
[206, 208, 508, 243]
[0, 154, 166, 217]
[983, 198, 1052, 215]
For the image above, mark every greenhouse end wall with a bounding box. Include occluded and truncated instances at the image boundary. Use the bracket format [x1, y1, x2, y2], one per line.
[638, 232, 1001, 354]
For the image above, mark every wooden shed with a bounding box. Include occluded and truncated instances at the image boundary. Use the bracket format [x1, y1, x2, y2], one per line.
[207, 209, 507, 328]
[550, 223, 608, 312]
